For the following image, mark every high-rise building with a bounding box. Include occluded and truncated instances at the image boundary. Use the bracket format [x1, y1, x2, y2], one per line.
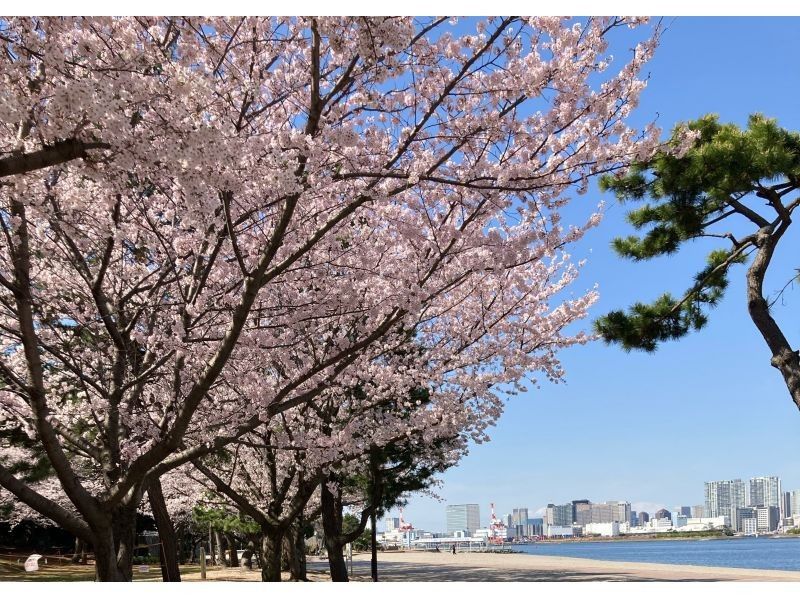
[654, 508, 671, 521]
[691, 505, 705, 518]
[588, 501, 631, 524]
[572, 500, 591, 525]
[630, 511, 638, 527]
[446, 504, 480, 536]
[527, 518, 544, 537]
[782, 492, 792, 519]
[545, 503, 573, 527]
[639, 511, 650, 525]
[756, 506, 780, 532]
[747, 476, 781, 511]
[705, 479, 746, 519]
[512, 508, 529, 537]
[676, 506, 691, 517]
[790, 490, 800, 517]
[735, 507, 757, 532]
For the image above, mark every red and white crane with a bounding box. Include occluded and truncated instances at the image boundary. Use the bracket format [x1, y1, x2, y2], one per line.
[398, 507, 414, 532]
[488, 502, 507, 544]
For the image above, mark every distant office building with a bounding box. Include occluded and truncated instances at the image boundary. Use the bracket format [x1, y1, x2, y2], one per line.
[676, 506, 692, 517]
[639, 511, 650, 525]
[572, 500, 591, 525]
[545, 525, 573, 538]
[589, 501, 631, 524]
[747, 476, 781, 511]
[705, 479, 746, 519]
[691, 505, 705, 518]
[446, 504, 480, 536]
[512, 508, 529, 537]
[630, 511, 638, 527]
[735, 507, 758, 532]
[654, 508, 671, 521]
[756, 506, 780, 532]
[782, 492, 792, 519]
[791, 490, 800, 517]
[528, 518, 544, 537]
[384, 517, 401, 532]
[545, 503, 573, 527]
[672, 513, 689, 528]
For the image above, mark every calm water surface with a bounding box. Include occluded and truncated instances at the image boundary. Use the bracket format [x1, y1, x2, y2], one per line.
[513, 537, 800, 571]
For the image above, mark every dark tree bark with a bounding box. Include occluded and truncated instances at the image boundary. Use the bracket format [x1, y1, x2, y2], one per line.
[746, 226, 800, 410]
[320, 476, 371, 582]
[285, 521, 308, 581]
[226, 533, 239, 568]
[147, 478, 181, 581]
[260, 531, 283, 582]
[370, 510, 378, 582]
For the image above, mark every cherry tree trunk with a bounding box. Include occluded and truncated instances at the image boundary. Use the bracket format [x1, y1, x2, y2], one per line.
[93, 513, 136, 582]
[148, 478, 181, 581]
[320, 484, 348, 582]
[285, 523, 308, 581]
[370, 511, 378, 582]
[260, 531, 283, 582]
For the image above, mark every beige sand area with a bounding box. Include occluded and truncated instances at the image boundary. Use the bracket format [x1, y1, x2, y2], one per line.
[176, 551, 800, 582]
[322, 550, 800, 582]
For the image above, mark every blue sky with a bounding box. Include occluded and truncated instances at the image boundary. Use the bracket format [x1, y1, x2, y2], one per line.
[398, 17, 800, 532]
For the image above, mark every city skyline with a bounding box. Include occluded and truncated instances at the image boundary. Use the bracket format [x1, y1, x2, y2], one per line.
[391, 17, 800, 535]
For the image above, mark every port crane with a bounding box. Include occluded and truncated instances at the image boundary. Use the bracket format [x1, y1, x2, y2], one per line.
[488, 502, 507, 544]
[398, 507, 414, 532]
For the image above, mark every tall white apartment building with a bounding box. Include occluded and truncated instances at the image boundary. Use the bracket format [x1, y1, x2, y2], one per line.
[705, 479, 746, 519]
[747, 476, 781, 512]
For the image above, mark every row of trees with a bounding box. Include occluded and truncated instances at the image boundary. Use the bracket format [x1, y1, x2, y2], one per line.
[0, 16, 663, 581]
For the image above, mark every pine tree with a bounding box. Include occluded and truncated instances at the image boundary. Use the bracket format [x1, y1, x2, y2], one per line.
[596, 114, 800, 409]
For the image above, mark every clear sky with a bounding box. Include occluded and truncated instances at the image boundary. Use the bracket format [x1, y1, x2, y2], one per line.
[398, 17, 800, 533]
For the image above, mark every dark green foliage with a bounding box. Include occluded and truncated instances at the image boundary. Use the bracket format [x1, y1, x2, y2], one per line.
[596, 114, 800, 351]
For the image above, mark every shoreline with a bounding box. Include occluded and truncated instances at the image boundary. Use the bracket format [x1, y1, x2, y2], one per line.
[346, 550, 800, 581]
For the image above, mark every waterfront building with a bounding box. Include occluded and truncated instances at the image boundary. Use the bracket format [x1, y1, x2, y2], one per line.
[741, 518, 758, 535]
[384, 517, 401, 532]
[735, 507, 758, 532]
[584, 522, 620, 537]
[677, 506, 692, 517]
[512, 508, 529, 537]
[654, 508, 671, 521]
[446, 504, 481, 536]
[572, 500, 592, 525]
[747, 476, 781, 511]
[782, 492, 792, 519]
[791, 490, 800, 517]
[545, 503, 573, 527]
[672, 513, 688, 528]
[639, 511, 650, 525]
[528, 518, 544, 537]
[588, 501, 631, 524]
[545, 525, 573, 538]
[705, 479, 746, 519]
[630, 511, 638, 527]
[691, 505, 705, 518]
[756, 506, 779, 532]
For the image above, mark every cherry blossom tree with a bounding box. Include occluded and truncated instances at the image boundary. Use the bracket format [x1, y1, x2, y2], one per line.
[0, 16, 660, 580]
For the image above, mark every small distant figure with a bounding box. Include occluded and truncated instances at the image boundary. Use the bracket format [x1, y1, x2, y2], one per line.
[451, 544, 457, 555]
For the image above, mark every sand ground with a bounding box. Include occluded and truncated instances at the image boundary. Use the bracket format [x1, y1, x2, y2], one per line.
[174, 551, 800, 582]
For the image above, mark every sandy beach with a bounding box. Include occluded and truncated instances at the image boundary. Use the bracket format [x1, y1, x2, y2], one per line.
[308, 550, 800, 582]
